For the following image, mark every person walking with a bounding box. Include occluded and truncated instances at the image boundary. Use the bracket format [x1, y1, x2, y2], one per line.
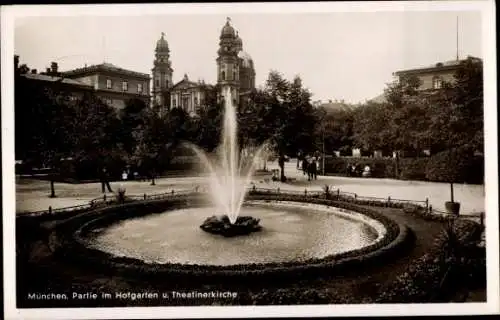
[100, 167, 113, 193]
[302, 156, 308, 176]
[310, 157, 317, 180]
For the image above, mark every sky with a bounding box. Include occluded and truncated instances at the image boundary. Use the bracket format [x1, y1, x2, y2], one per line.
[13, 6, 483, 104]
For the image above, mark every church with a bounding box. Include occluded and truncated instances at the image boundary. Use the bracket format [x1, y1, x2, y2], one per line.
[151, 18, 256, 116]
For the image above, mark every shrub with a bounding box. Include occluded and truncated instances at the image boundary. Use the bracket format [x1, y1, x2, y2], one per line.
[426, 148, 483, 184]
[399, 158, 429, 181]
[377, 218, 484, 303]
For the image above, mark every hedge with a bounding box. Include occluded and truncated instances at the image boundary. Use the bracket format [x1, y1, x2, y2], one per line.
[324, 154, 484, 184]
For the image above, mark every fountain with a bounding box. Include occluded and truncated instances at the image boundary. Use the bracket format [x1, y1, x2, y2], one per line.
[186, 86, 267, 236]
[76, 87, 390, 266]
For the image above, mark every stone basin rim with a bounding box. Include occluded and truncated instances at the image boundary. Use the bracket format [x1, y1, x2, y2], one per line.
[60, 195, 409, 275]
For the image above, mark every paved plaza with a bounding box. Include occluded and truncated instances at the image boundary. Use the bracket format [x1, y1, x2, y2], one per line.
[15, 160, 485, 216]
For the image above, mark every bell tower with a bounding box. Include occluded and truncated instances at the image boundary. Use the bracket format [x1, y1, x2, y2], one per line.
[152, 32, 173, 109]
[216, 17, 240, 106]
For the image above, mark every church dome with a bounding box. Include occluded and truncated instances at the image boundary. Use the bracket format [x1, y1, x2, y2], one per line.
[156, 32, 169, 51]
[238, 50, 253, 68]
[221, 18, 236, 38]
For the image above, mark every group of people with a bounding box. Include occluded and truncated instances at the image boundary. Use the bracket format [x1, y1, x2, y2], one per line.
[347, 163, 371, 177]
[299, 156, 320, 181]
[121, 169, 140, 181]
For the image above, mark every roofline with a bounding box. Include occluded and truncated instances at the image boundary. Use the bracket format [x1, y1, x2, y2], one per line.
[394, 56, 482, 76]
[21, 74, 94, 89]
[171, 79, 204, 90]
[62, 64, 151, 80]
[393, 65, 460, 76]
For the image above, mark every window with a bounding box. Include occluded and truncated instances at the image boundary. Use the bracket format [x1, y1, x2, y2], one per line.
[173, 99, 176, 108]
[233, 70, 237, 81]
[432, 76, 443, 89]
[122, 81, 128, 91]
[166, 79, 169, 87]
[138, 83, 143, 93]
[221, 71, 225, 81]
[155, 78, 160, 87]
[194, 97, 198, 106]
[106, 79, 112, 89]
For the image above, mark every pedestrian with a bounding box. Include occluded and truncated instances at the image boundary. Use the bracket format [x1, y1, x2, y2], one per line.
[310, 158, 317, 180]
[122, 170, 128, 181]
[100, 167, 113, 193]
[302, 156, 308, 176]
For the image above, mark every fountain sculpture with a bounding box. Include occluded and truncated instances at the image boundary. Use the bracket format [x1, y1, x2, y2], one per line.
[186, 87, 267, 236]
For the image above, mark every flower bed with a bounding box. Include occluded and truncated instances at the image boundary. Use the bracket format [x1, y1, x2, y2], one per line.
[375, 218, 484, 303]
[48, 193, 411, 283]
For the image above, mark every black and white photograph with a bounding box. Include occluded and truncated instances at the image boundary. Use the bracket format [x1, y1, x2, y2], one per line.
[2, 1, 498, 319]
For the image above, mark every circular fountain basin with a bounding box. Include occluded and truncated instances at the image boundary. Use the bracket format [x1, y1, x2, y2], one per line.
[84, 201, 386, 266]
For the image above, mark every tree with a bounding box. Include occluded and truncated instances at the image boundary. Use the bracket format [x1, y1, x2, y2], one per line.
[425, 57, 484, 210]
[352, 102, 393, 154]
[15, 59, 76, 197]
[450, 57, 484, 154]
[66, 93, 125, 181]
[133, 107, 194, 185]
[192, 85, 223, 152]
[119, 98, 149, 156]
[261, 71, 319, 181]
[319, 106, 355, 155]
[133, 109, 169, 185]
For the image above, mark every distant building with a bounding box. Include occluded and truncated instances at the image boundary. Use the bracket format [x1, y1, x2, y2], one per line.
[15, 55, 94, 102]
[170, 74, 211, 116]
[393, 56, 482, 91]
[315, 99, 354, 113]
[151, 17, 256, 116]
[368, 56, 482, 104]
[60, 62, 151, 110]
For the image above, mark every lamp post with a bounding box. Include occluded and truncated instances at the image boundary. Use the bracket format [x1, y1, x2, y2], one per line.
[322, 125, 325, 175]
[318, 107, 327, 176]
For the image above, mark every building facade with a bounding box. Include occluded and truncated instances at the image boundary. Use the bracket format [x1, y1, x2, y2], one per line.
[151, 18, 256, 116]
[369, 56, 482, 104]
[393, 56, 482, 91]
[61, 62, 151, 110]
[169, 74, 209, 116]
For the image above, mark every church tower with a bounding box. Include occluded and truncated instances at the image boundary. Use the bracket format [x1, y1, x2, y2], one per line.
[216, 18, 240, 106]
[152, 32, 173, 110]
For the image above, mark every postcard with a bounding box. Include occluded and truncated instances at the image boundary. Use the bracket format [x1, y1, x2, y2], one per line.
[2, 1, 498, 319]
